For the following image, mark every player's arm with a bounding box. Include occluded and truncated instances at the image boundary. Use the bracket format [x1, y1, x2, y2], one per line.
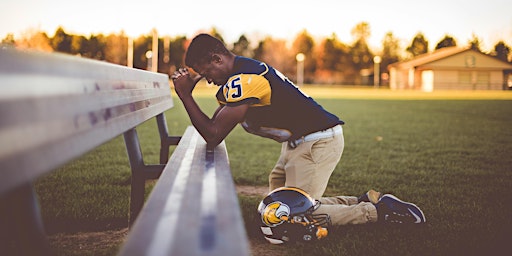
[172, 70, 249, 148]
[182, 96, 248, 148]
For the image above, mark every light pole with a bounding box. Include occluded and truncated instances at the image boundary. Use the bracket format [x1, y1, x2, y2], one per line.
[127, 37, 133, 68]
[146, 50, 153, 71]
[296, 53, 305, 87]
[151, 28, 158, 72]
[373, 56, 381, 88]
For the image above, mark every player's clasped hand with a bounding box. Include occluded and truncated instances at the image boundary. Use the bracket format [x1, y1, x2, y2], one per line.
[171, 67, 203, 100]
[171, 67, 189, 81]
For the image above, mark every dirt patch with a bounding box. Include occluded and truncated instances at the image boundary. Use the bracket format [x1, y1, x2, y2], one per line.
[249, 238, 284, 256]
[48, 186, 272, 255]
[236, 185, 269, 197]
[48, 228, 128, 253]
[49, 228, 281, 256]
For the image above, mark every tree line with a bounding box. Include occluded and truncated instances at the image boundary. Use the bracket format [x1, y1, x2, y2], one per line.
[2, 23, 511, 85]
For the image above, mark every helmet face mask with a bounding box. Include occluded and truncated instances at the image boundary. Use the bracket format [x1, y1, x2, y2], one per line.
[258, 187, 331, 244]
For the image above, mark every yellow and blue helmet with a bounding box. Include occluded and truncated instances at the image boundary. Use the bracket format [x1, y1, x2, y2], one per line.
[257, 187, 331, 244]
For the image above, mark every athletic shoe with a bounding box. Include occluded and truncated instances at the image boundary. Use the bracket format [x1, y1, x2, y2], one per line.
[375, 194, 426, 224]
[357, 189, 382, 204]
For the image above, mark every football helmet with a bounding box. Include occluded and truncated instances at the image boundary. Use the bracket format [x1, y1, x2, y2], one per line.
[257, 187, 331, 244]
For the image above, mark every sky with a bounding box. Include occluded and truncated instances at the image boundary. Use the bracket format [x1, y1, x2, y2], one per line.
[2, 0, 511, 52]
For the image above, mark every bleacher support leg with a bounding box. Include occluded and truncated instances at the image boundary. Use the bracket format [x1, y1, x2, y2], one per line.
[123, 128, 168, 227]
[0, 183, 52, 255]
[123, 128, 148, 227]
[156, 113, 181, 164]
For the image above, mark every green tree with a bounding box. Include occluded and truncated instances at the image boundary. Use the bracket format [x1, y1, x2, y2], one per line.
[350, 39, 373, 84]
[349, 22, 374, 84]
[51, 27, 72, 53]
[254, 37, 294, 76]
[169, 36, 187, 70]
[209, 27, 225, 43]
[468, 33, 482, 52]
[232, 34, 252, 58]
[292, 30, 316, 82]
[252, 39, 265, 61]
[492, 41, 511, 62]
[1, 33, 15, 45]
[105, 32, 128, 65]
[435, 35, 457, 50]
[380, 32, 401, 79]
[350, 39, 372, 70]
[406, 32, 429, 57]
[15, 29, 52, 52]
[318, 34, 344, 71]
[316, 33, 353, 84]
[351, 21, 371, 42]
[70, 34, 87, 55]
[155, 35, 181, 74]
[85, 34, 106, 60]
[133, 35, 152, 70]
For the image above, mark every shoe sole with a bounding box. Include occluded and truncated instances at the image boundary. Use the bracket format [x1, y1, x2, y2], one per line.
[381, 194, 426, 223]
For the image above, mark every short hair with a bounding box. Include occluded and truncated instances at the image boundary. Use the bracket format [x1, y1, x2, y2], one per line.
[185, 34, 230, 68]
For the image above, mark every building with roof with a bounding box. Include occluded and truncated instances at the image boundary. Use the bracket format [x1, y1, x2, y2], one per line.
[388, 47, 512, 91]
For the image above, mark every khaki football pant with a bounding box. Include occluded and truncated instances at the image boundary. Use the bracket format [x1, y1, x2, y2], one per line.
[269, 129, 378, 225]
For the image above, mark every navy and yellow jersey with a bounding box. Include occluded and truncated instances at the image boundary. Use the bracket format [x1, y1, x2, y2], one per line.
[216, 56, 344, 142]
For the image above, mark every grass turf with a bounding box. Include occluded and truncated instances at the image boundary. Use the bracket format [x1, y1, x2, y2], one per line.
[35, 87, 512, 255]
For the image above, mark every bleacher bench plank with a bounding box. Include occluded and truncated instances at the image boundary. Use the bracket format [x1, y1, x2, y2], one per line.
[120, 126, 250, 256]
[0, 48, 172, 195]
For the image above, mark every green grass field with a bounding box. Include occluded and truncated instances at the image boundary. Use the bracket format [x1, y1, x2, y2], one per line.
[35, 87, 512, 255]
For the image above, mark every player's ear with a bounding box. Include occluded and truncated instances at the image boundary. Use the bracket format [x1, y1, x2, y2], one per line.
[211, 54, 222, 64]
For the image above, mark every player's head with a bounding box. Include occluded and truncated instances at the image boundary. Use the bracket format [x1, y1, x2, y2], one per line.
[185, 33, 234, 86]
[257, 187, 331, 244]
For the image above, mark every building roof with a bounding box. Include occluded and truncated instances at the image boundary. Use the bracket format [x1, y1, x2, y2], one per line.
[389, 47, 472, 69]
[388, 47, 512, 70]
